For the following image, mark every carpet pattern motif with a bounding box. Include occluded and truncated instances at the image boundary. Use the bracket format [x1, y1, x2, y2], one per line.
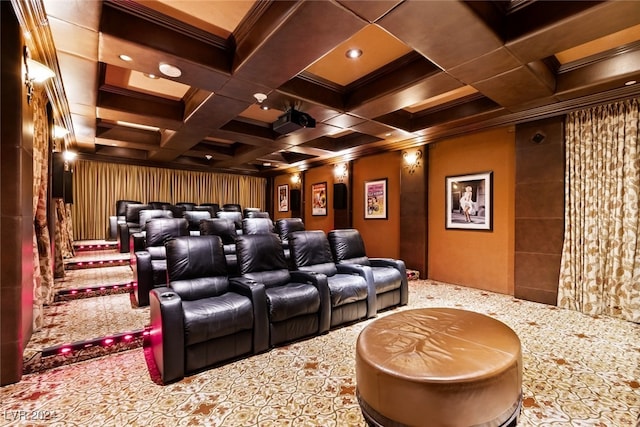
[3, 280, 639, 426]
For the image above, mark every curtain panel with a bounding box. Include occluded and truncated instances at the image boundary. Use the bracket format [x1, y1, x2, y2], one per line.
[72, 160, 266, 240]
[559, 99, 640, 323]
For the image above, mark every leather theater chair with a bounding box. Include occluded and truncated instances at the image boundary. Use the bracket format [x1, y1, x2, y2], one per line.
[194, 204, 220, 218]
[216, 211, 243, 235]
[109, 199, 140, 241]
[149, 235, 268, 384]
[222, 203, 242, 212]
[243, 207, 260, 217]
[245, 210, 270, 219]
[241, 217, 275, 235]
[289, 230, 375, 328]
[275, 218, 305, 263]
[133, 218, 188, 307]
[129, 209, 175, 254]
[328, 229, 408, 312]
[117, 203, 150, 253]
[149, 201, 170, 210]
[199, 218, 239, 274]
[176, 202, 196, 211]
[235, 233, 331, 347]
[183, 210, 211, 236]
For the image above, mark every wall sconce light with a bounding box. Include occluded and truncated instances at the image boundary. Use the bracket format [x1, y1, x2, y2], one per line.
[52, 125, 69, 139]
[291, 173, 301, 186]
[63, 150, 77, 162]
[23, 46, 55, 104]
[403, 149, 423, 174]
[334, 163, 348, 182]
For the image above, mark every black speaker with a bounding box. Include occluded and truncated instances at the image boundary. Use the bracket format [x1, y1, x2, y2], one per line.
[52, 152, 65, 199]
[63, 170, 73, 204]
[290, 189, 301, 211]
[333, 183, 347, 209]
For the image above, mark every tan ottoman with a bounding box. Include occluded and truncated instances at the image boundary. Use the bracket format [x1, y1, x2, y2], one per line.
[356, 308, 522, 427]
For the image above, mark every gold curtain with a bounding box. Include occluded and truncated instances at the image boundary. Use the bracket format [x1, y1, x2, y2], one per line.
[31, 88, 54, 330]
[558, 99, 640, 323]
[72, 160, 266, 239]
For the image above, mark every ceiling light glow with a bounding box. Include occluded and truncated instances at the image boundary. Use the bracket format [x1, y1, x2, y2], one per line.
[119, 54, 133, 62]
[346, 48, 362, 59]
[625, 80, 637, 86]
[159, 62, 182, 78]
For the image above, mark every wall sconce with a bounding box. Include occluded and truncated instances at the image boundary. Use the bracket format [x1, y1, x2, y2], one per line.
[63, 150, 77, 162]
[23, 46, 55, 104]
[402, 149, 423, 174]
[52, 125, 69, 139]
[291, 173, 301, 187]
[334, 163, 348, 182]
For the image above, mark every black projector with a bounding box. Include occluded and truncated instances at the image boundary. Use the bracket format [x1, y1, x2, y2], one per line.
[273, 109, 316, 134]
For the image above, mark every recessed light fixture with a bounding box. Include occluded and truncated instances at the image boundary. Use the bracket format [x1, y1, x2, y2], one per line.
[145, 73, 159, 79]
[118, 54, 132, 62]
[158, 62, 182, 78]
[625, 80, 637, 86]
[263, 162, 272, 167]
[205, 154, 212, 160]
[346, 48, 362, 59]
[260, 104, 269, 110]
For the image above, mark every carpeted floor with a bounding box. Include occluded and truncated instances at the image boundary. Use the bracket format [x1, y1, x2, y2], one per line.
[4, 275, 639, 426]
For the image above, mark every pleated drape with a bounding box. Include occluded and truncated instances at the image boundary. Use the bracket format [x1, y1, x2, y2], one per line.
[72, 160, 266, 239]
[558, 99, 640, 323]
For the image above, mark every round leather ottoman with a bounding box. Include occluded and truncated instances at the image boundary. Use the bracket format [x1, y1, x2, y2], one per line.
[355, 308, 522, 427]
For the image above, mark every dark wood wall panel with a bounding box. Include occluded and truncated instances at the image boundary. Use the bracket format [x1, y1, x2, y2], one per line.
[514, 117, 565, 305]
[399, 148, 427, 277]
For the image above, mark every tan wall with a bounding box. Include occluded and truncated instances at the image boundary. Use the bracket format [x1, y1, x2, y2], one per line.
[428, 127, 516, 295]
[353, 151, 401, 259]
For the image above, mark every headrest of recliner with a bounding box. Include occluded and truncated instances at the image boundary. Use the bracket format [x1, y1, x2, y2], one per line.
[236, 234, 287, 275]
[145, 218, 188, 247]
[242, 218, 275, 235]
[183, 210, 211, 231]
[139, 209, 174, 230]
[276, 218, 305, 242]
[289, 230, 336, 276]
[328, 229, 368, 264]
[125, 204, 151, 223]
[199, 218, 237, 244]
[216, 211, 243, 229]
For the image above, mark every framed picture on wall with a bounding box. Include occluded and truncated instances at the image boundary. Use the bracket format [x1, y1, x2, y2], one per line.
[311, 182, 327, 216]
[445, 171, 493, 231]
[364, 178, 388, 219]
[278, 184, 289, 212]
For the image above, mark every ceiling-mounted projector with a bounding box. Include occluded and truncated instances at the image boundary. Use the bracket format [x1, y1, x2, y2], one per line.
[273, 108, 316, 134]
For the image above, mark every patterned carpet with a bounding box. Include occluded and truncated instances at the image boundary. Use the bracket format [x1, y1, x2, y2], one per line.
[4, 276, 639, 426]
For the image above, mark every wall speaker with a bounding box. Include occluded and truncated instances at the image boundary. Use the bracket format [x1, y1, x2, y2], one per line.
[333, 183, 347, 209]
[63, 170, 73, 204]
[52, 152, 65, 199]
[531, 131, 546, 144]
[290, 189, 301, 211]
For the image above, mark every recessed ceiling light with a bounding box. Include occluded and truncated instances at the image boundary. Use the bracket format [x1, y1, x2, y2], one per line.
[118, 54, 132, 62]
[385, 132, 392, 137]
[158, 62, 182, 78]
[260, 104, 269, 110]
[263, 162, 272, 167]
[346, 48, 362, 59]
[205, 154, 212, 160]
[145, 73, 159, 79]
[625, 80, 637, 86]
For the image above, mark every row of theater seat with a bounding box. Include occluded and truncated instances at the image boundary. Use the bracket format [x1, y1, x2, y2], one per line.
[147, 228, 407, 384]
[132, 217, 304, 307]
[110, 200, 267, 253]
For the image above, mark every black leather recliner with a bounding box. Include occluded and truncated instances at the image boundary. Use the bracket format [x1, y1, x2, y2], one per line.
[235, 233, 331, 347]
[223, 203, 242, 212]
[199, 218, 239, 274]
[275, 218, 305, 262]
[117, 203, 150, 253]
[194, 204, 219, 218]
[245, 211, 270, 219]
[109, 199, 140, 240]
[328, 229, 408, 312]
[183, 210, 211, 236]
[216, 211, 243, 235]
[129, 209, 175, 254]
[133, 218, 188, 307]
[241, 217, 275, 235]
[176, 202, 196, 211]
[149, 235, 268, 384]
[289, 230, 375, 328]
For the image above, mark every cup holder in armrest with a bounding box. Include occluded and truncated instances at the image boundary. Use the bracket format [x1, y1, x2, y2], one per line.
[160, 292, 176, 299]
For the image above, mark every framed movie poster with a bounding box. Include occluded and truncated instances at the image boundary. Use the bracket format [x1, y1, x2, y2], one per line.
[277, 184, 289, 212]
[364, 178, 388, 219]
[445, 171, 493, 230]
[311, 182, 327, 216]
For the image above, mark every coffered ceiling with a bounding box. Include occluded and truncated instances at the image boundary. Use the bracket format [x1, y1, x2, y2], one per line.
[17, 0, 640, 176]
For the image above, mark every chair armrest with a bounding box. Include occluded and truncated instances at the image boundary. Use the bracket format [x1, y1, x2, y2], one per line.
[370, 258, 408, 306]
[117, 223, 130, 253]
[134, 251, 153, 307]
[149, 287, 184, 384]
[230, 277, 269, 353]
[130, 232, 146, 255]
[108, 216, 119, 240]
[336, 263, 377, 318]
[290, 271, 331, 334]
